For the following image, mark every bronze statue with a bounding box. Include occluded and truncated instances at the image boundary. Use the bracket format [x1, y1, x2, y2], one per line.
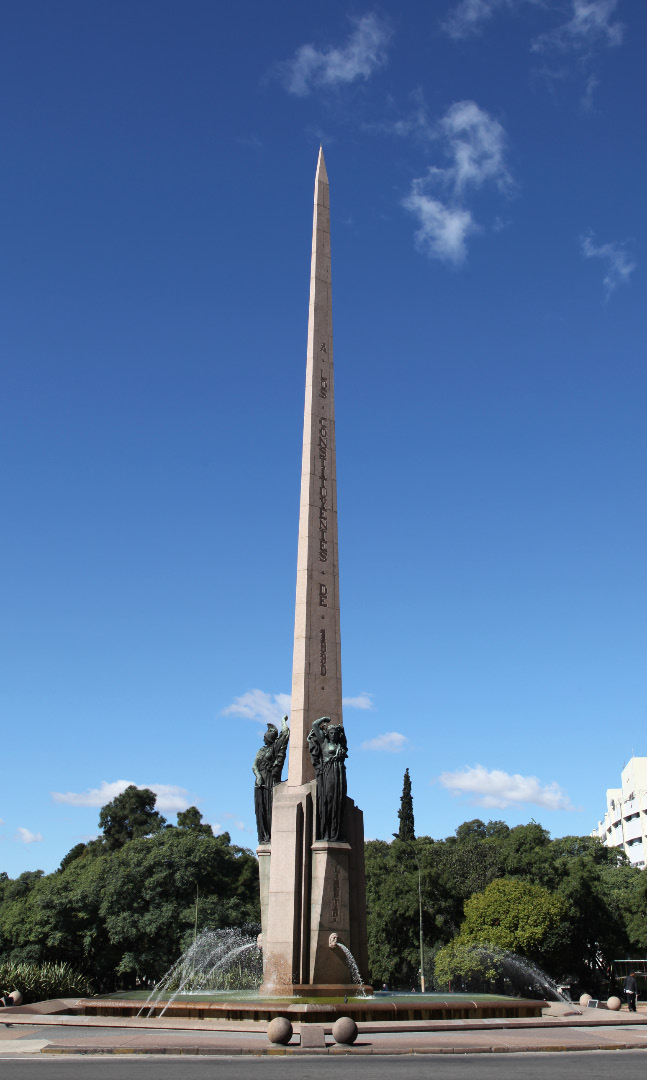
[307, 716, 348, 841]
[253, 716, 289, 844]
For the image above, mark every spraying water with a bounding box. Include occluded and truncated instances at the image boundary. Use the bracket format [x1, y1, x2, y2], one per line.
[139, 928, 262, 1017]
[443, 944, 572, 1002]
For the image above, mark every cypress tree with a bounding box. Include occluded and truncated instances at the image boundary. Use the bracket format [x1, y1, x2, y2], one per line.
[397, 768, 415, 841]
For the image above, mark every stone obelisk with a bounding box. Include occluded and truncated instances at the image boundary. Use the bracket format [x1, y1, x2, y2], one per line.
[288, 147, 342, 786]
[259, 150, 368, 994]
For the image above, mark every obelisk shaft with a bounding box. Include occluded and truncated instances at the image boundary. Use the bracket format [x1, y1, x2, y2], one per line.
[288, 148, 342, 786]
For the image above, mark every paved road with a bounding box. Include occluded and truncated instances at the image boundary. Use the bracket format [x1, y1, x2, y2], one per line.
[2, 1053, 647, 1080]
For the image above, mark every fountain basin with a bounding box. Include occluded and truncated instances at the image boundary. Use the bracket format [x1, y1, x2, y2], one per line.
[265, 983, 373, 998]
[76, 992, 546, 1024]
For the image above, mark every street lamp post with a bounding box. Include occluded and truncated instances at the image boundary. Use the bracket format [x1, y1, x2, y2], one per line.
[416, 859, 425, 993]
[394, 835, 425, 993]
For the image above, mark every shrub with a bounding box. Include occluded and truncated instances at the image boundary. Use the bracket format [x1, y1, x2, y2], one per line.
[0, 961, 94, 1004]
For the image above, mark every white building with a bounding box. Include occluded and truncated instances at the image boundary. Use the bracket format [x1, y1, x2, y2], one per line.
[592, 757, 647, 868]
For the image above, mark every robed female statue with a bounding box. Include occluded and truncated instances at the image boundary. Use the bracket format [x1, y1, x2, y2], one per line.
[307, 716, 348, 842]
[252, 715, 289, 844]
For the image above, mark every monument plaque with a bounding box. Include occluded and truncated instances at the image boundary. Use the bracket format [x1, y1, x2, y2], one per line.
[259, 150, 368, 995]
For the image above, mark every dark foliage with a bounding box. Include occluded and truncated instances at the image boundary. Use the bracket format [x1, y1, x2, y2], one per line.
[366, 818, 636, 995]
[397, 769, 415, 841]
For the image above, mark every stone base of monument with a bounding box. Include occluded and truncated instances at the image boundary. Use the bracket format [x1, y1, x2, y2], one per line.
[260, 785, 369, 992]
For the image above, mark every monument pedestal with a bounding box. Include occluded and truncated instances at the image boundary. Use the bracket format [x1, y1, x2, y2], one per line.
[260, 781, 368, 994]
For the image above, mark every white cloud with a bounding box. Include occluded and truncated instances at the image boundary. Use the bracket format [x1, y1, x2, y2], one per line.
[343, 692, 374, 710]
[443, 0, 523, 40]
[581, 73, 599, 110]
[403, 190, 476, 265]
[402, 101, 511, 266]
[223, 813, 247, 832]
[439, 101, 512, 195]
[236, 134, 262, 150]
[222, 689, 291, 725]
[438, 764, 575, 810]
[0, 819, 4, 826]
[16, 827, 43, 844]
[361, 732, 408, 752]
[580, 231, 636, 296]
[51, 780, 192, 813]
[279, 13, 391, 96]
[443, 0, 623, 51]
[532, 0, 623, 53]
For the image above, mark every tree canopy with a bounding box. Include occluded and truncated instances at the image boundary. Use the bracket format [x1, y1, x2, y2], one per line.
[98, 785, 167, 851]
[0, 788, 259, 992]
[365, 818, 635, 995]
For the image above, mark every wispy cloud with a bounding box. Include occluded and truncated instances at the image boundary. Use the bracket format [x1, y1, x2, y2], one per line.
[52, 780, 192, 813]
[236, 134, 262, 150]
[223, 812, 248, 832]
[361, 732, 408, 752]
[580, 231, 636, 296]
[277, 13, 391, 96]
[438, 764, 575, 810]
[437, 100, 512, 196]
[343, 692, 374, 710]
[443, 0, 623, 52]
[532, 0, 624, 54]
[222, 689, 291, 725]
[443, 0, 527, 40]
[16, 827, 43, 843]
[402, 100, 512, 265]
[402, 193, 477, 265]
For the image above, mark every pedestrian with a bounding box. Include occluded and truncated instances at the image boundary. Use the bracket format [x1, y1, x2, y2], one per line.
[624, 972, 638, 1012]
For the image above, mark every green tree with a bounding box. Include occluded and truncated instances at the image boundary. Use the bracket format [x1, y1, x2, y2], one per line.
[397, 769, 415, 841]
[99, 786, 167, 851]
[58, 842, 89, 873]
[455, 819, 487, 843]
[460, 877, 568, 957]
[0, 829, 259, 991]
[434, 940, 505, 991]
[176, 806, 213, 836]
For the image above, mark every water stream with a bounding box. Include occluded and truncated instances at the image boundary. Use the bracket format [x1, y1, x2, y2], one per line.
[139, 928, 262, 1017]
[445, 944, 572, 1002]
[336, 943, 367, 997]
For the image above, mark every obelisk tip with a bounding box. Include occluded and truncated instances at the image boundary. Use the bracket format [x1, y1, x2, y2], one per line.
[316, 146, 328, 183]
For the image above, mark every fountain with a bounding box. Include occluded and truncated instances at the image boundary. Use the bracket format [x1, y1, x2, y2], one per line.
[77, 932, 547, 1024]
[438, 944, 573, 1003]
[138, 928, 262, 1018]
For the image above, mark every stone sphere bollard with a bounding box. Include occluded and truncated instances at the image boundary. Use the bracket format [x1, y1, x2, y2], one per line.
[267, 1017, 293, 1045]
[579, 994, 592, 1007]
[332, 1016, 358, 1045]
[607, 996, 622, 1011]
[9, 991, 23, 1006]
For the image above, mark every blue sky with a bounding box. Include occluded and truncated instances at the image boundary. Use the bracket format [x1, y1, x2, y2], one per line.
[1, 0, 645, 876]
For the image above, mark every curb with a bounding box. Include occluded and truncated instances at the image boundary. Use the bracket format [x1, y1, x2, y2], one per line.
[40, 1043, 647, 1057]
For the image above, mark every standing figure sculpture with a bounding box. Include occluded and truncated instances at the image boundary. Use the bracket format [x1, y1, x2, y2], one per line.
[253, 716, 289, 844]
[307, 717, 348, 841]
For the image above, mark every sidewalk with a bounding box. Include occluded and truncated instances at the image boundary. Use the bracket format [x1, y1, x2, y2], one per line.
[3, 1003, 647, 1056]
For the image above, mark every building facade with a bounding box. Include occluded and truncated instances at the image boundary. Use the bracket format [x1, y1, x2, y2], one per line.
[592, 756, 647, 868]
